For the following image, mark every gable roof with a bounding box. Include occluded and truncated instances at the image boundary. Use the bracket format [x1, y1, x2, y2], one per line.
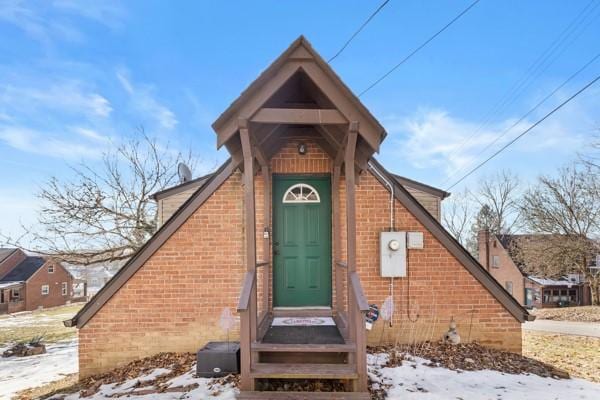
[0, 256, 46, 282]
[0, 248, 17, 264]
[392, 174, 450, 199]
[212, 36, 387, 153]
[68, 155, 531, 328]
[67, 158, 240, 328]
[152, 171, 449, 203]
[369, 159, 532, 322]
[66, 37, 531, 328]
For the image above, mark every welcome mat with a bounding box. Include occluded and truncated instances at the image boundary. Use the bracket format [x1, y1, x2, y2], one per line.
[271, 317, 336, 326]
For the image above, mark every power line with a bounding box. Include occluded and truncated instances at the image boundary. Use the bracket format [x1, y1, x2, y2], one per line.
[328, 0, 391, 63]
[446, 72, 600, 191]
[358, 0, 481, 97]
[442, 0, 600, 173]
[442, 50, 600, 186]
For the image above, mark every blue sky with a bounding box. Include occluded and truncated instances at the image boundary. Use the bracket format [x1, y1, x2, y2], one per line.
[1, 0, 599, 239]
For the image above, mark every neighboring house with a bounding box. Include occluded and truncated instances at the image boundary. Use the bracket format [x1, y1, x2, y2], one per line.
[0, 248, 74, 314]
[67, 37, 531, 397]
[478, 231, 592, 308]
[66, 263, 120, 299]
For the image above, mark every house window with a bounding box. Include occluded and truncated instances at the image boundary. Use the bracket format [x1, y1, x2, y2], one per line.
[41, 285, 49, 295]
[282, 184, 320, 203]
[48, 265, 54, 273]
[492, 255, 500, 268]
[61, 282, 68, 296]
[543, 288, 572, 304]
[11, 289, 20, 300]
[505, 281, 513, 294]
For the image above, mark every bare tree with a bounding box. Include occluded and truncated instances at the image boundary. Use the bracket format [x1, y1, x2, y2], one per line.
[442, 188, 474, 247]
[518, 163, 600, 305]
[473, 170, 521, 234]
[2, 132, 195, 265]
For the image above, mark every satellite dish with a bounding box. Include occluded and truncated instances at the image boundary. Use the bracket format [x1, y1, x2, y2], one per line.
[178, 163, 192, 183]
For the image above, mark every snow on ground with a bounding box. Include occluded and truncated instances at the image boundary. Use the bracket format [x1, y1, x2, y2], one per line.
[48, 366, 238, 400]
[0, 310, 76, 328]
[368, 353, 600, 399]
[0, 339, 78, 399]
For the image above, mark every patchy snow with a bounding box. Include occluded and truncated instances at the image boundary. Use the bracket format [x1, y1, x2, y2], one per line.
[48, 365, 238, 400]
[368, 353, 600, 399]
[0, 339, 78, 399]
[0, 311, 76, 328]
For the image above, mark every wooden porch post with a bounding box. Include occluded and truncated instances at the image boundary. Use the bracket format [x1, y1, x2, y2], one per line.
[261, 163, 271, 313]
[239, 119, 257, 391]
[332, 165, 343, 318]
[345, 121, 367, 391]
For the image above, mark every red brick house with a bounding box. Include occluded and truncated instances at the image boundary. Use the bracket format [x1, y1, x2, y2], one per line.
[67, 37, 531, 398]
[478, 231, 592, 308]
[0, 248, 74, 314]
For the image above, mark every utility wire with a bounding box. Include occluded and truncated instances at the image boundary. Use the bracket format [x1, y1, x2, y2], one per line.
[442, 0, 600, 174]
[446, 72, 600, 191]
[328, 0, 391, 63]
[358, 0, 481, 97]
[446, 53, 600, 186]
[443, 50, 600, 186]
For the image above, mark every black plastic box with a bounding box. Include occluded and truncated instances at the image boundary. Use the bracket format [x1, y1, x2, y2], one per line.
[196, 341, 240, 377]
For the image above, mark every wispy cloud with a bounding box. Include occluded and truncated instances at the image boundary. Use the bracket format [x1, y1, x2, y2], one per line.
[0, 79, 112, 119]
[52, 0, 126, 29]
[116, 68, 178, 130]
[384, 102, 590, 178]
[0, 126, 105, 159]
[0, 0, 125, 45]
[72, 126, 111, 143]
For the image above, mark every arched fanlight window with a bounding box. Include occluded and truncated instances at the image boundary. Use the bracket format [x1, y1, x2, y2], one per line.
[282, 183, 321, 203]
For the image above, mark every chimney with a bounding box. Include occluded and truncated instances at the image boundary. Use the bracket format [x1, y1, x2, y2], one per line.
[477, 230, 490, 270]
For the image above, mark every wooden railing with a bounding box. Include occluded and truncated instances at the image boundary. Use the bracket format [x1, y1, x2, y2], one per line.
[237, 261, 269, 391]
[334, 260, 368, 391]
[348, 270, 368, 391]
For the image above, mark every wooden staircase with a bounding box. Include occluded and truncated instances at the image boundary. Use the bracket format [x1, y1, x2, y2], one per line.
[235, 312, 369, 399]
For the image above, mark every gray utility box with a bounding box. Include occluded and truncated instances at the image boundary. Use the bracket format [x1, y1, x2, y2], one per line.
[196, 341, 240, 378]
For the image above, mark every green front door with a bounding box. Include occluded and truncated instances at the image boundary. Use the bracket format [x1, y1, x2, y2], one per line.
[273, 175, 332, 307]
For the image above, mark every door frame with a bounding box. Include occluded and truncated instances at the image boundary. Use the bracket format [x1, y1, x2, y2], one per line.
[271, 173, 332, 308]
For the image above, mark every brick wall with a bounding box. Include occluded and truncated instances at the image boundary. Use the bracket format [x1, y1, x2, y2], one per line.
[79, 173, 245, 377]
[25, 260, 73, 311]
[354, 175, 521, 352]
[78, 138, 522, 377]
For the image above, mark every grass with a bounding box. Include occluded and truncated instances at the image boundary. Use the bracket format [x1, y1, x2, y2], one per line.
[533, 306, 600, 322]
[523, 330, 600, 383]
[0, 303, 83, 346]
[14, 374, 80, 400]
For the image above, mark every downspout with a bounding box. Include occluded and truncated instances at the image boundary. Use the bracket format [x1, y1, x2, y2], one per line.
[368, 161, 396, 327]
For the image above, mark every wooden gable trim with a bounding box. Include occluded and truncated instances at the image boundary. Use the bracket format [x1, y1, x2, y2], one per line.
[212, 36, 386, 151]
[251, 108, 347, 125]
[66, 157, 242, 328]
[368, 158, 534, 323]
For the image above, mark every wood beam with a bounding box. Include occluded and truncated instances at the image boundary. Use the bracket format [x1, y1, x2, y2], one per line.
[345, 121, 358, 272]
[239, 119, 257, 391]
[261, 165, 271, 313]
[251, 108, 347, 125]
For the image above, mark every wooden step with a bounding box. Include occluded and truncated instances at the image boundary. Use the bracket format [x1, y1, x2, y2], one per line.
[252, 342, 355, 353]
[250, 363, 358, 379]
[237, 391, 370, 399]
